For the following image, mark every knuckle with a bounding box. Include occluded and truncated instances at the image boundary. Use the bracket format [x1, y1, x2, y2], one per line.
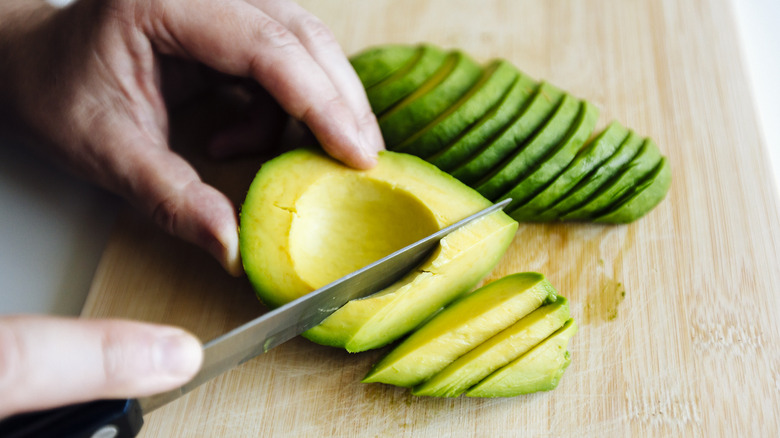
[99, 328, 130, 388]
[152, 195, 179, 236]
[256, 16, 301, 52]
[295, 16, 337, 47]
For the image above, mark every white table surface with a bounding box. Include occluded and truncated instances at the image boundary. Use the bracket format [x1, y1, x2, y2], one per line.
[1, 0, 778, 317]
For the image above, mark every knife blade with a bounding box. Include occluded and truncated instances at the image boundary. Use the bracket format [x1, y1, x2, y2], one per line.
[0, 199, 511, 438]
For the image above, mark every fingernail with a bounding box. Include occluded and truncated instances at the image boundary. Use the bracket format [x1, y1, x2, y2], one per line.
[358, 126, 383, 166]
[153, 332, 203, 377]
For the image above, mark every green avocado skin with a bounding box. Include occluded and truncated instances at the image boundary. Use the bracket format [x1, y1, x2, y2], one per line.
[500, 100, 600, 212]
[366, 45, 449, 115]
[535, 129, 645, 221]
[351, 45, 419, 89]
[509, 121, 628, 221]
[561, 138, 663, 221]
[394, 60, 520, 160]
[351, 43, 671, 223]
[379, 51, 484, 149]
[452, 82, 566, 187]
[430, 72, 538, 173]
[594, 157, 672, 223]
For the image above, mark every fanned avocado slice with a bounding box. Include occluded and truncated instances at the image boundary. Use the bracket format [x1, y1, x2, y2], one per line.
[535, 130, 644, 221]
[450, 81, 565, 185]
[500, 100, 600, 212]
[413, 297, 570, 398]
[594, 157, 671, 223]
[429, 72, 537, 172]
[466, 319, 578, 398]
[362, 273, 557, 388]
[561, 138, 662, 221]
[350, 45, 419, 89]
[474, 93, 580, 200]
[509, 121, 629, 221]
[379, 51, 483, 148]
[394, 60, 519, 159]
[366, 44, 449, 115]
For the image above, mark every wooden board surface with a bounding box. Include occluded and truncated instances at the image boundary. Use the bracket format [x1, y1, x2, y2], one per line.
[82, 0, 780, 436]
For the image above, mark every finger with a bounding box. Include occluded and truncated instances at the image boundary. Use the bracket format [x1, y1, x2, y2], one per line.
[145, 0, 380, 168]
[124, 143, 243, 276]
[0, 316, 202, 417]
[246, 0, 384, 155]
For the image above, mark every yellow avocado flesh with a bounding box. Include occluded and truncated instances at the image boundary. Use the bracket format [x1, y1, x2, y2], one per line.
[466, 319, 577, 398]
[412, 297, 570, 397]
[362, 273, 557, 387]
[239, 149, 518, 351]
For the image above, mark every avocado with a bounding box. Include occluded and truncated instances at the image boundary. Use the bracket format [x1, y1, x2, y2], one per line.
[466, 318, 578, 397]
[500, 100, 600, 212]
[535, 129, 645, 221]
[350, 43, 671, 223]
[561, 138, 663, 220]
[362, 273, 557, 387]
[394, 59, 519, 159]
[379, 51, 483, 148]
[366, 44, 449, 115]
[594, 157, 671, 223]
[429, 72, 538, 172]
[350, 45, 419, 89]
[451, 82, 565, 186]
[239, 149, 517, 352]
[474, 93, 580, 200]
[413, 297, 570, 398]
[509, 121, 629, 221]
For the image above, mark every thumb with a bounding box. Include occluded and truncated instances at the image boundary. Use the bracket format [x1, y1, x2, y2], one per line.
[0, 316, 203, 418]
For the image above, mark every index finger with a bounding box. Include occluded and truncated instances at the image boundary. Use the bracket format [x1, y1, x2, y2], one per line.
[144, 0, 381, 168]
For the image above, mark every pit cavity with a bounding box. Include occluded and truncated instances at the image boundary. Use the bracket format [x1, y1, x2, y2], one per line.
[289, 173, 440, 288]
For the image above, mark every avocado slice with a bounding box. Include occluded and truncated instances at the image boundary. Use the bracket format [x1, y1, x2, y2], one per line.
[429, 72, 538, 172]
[535, 129, 645, 221]
[350, 45, 419, 89]
[362, 273, 557, 387]
[366, 44, 449, 115]
[466, 318, 578, 398]
[413, 297, 570, 398]
[500, 100, 600, 212]
[451, 82, 565, 186]
[561, 138, 663, 220]
[474, 93, 580, 200]
[240, 149, 517, 351]
[393, 59, 519, 159]
[509, 121, 629, 221]
[379, 51, 483, 148]
[594, 157, 671, 223]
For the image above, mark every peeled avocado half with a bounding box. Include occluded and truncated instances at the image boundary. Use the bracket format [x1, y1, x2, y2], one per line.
[239, 149, 517, 353]
[350, 43, 671, 223]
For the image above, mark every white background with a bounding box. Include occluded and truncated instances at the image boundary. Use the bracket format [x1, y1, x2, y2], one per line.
[1, 1, 778, 316]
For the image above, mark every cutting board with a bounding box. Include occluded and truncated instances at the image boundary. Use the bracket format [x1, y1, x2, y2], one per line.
[82, 0, 780, 436]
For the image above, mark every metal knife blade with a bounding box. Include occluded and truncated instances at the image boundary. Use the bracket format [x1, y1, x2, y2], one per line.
[0, 199, 510, 438]
[140, 197, 510, 413]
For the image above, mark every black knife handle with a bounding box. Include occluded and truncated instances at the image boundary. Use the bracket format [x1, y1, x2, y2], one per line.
[0, 398, 143, 438]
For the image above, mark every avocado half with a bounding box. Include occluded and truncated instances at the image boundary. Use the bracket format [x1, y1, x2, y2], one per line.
[350, 43, 671, 223]
[239, 149, 518, 352]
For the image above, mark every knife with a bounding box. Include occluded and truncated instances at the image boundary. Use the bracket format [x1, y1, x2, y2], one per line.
[0, 199, 511, 438]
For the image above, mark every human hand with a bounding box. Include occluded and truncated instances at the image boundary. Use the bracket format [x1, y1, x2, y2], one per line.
[0, 315, 203, 418]
[0, 0, 384, 276]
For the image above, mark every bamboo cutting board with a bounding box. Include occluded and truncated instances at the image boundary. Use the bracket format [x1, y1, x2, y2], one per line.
[82, 0, 780, 436]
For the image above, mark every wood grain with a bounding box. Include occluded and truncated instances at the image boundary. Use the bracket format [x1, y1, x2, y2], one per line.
[82, 0, 780, 436]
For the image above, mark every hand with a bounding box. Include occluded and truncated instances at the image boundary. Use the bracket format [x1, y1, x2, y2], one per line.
[0, 315, 203, 418]
[0, 0, 385, 276]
